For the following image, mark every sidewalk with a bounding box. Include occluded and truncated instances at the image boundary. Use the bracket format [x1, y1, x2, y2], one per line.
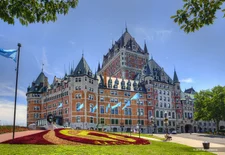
[0, 130, 44, 143]
[155, 134, 225, 155]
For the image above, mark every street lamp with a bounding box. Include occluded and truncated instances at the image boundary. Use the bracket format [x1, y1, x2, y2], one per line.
[149, 116, 155, 135]
[164, 111, 169, 134]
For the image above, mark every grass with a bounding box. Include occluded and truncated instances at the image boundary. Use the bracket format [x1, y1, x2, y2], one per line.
[0, 141, 214, 155]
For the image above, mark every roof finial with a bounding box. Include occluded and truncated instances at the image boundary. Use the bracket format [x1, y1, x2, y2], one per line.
[82, 50, 84, 57]
[125, 22, 128, 32]
[42, 63, 44, 72]
[151, 54, 153, 60]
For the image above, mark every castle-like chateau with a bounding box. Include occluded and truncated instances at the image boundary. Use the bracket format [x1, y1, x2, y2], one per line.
[26, 28, 223, 133]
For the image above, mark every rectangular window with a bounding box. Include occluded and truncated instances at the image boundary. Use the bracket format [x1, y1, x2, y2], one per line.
[124, 108, 132, 115]
[137, 109, 144, 116]
[90, 117, 94, 123]
[100, 118, 104, 124]
[76, 116, 81, 123]
[148, 110, 152, 117]
[100, 97, 104, 102]
[100, 105, 104, 114]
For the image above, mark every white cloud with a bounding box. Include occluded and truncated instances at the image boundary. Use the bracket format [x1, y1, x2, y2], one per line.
[180, 78, 194, 83]
[0, 83, 26, 99]
[0, 99, 27, 126]
[134, 26, 172, 43]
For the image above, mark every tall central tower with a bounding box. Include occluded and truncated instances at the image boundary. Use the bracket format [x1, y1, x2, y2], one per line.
[98, 28, 149, 80]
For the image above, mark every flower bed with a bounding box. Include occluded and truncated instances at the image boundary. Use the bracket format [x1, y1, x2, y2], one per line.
[55, 129, 150, 145]
[0, 126, 28, 134]
[1, 130, 53, 145]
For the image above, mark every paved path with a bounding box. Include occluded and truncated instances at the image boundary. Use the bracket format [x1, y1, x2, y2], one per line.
[154, 134, 225, 155]
[0, 130, 44, 143]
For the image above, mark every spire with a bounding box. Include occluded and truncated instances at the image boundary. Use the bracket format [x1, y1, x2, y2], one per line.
[42, 63, 44, 73]
[125, 22, 128, 32]
[151, 54, 153, 60]
[144, 41, 148, 53]
[94, 70, 97, 79]
[97, 62, 101, 72]
[173, 68, 179, 83]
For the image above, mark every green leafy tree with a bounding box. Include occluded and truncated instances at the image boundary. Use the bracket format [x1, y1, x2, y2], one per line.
[194, 86, 225, 131]
[0, 0, 78, 26]
[171, 0, 225, 33]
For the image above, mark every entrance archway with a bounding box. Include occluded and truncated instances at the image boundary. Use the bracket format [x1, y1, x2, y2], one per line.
[194, 126, 197, 133]
[185, 124, 192, 133]
[220, 126, 225, 130]
[181, 126, 184, 133]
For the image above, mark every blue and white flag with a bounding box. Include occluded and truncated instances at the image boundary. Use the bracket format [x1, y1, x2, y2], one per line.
[57, 102, 63, 109]
[111, 102, 121, 110]
[0, 48, 17, 62]
[77, 103, 84, 111]
[130, 93, 140, 100]
[106, 103, 110, 113]
[91, 105, 97, 113]
[122, 100, 131, 110]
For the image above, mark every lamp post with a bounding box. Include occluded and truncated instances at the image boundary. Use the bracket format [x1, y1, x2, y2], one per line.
[164, 111, 169, 134]
[150, 116, 155, 135]
[138, 98, 140, 138]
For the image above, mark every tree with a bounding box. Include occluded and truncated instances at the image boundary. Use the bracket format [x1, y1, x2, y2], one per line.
[0, 0, 78, 26]
[171, 0, 225, 33]
[194, 86, 225, 131]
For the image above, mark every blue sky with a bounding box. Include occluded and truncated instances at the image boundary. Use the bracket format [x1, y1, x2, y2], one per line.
[0, 0, 225, 126]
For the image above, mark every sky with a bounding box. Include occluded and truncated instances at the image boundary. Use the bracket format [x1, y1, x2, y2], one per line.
[0, 0, 225, 126]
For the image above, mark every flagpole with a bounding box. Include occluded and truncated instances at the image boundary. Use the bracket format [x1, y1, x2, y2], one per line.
[121, 103, 122, 135]
[12, 43, 21, 140]
[110, 106, 111, 132]
[130, 106, 131, 136]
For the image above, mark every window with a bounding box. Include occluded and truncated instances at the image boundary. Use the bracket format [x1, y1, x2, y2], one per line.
[138, 120, 144, 125]
[148, 101, 151, 105]
[100, 90, 104, 94]
[160, 111, 163, 118]
[100, 97, 104, 102]
[111, 107, 118, 114]
[100, 105, 104, 114]
[124, 108, 132, 115]
[137, 109, 144, 116]
[148, 94, 151, 98]
[65, 108, 68, 114]
[125, 119, 132, 125]
[156, 111, 159, 117]
[148, 110, 152, 117]
[164, 103, 166, 108]
[167, 103, 171, 108]
[76, 116, 81, 123]
[90, 117, 94, 123]
[65, 100, 68, 104]
[75, 94, 82, 99]
[111, 119, 119, 124]
[172, 112, 175, 119]
[100, 118, 104, 124]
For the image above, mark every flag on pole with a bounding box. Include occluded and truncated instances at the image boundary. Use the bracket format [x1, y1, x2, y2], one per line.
[106, 103, 110, 113]
[130, 93, 141, 100]
[0, 48, 17, 62]
[111, 102, 121, 110]
[122, 100, 131, 110]
[57, 102, 63, 109]
[91, 105, 97, 113]
[77, 103, 84, 111]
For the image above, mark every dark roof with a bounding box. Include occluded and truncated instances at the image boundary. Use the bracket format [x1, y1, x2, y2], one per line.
[184, 87, 196, 94]
[73, 56, 93, 77]
[27, 72, 47, 93]
[173, 70, 179, 83]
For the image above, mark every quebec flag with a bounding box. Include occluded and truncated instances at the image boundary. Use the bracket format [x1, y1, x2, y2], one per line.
[122, 100, 131, 110]
[0, 48, 17, 62]
[91, 105, 97, 113]
[57, 102, 63, 109]
[130, 93, 141, 100]
[77, 103, 84, 111]
[111, 102, 121, 110]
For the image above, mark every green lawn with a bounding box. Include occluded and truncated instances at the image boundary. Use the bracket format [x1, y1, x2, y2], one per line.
[0, 141, 214, 155]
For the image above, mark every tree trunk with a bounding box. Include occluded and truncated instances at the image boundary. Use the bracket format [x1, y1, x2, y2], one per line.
[216, 120, 220, 132]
